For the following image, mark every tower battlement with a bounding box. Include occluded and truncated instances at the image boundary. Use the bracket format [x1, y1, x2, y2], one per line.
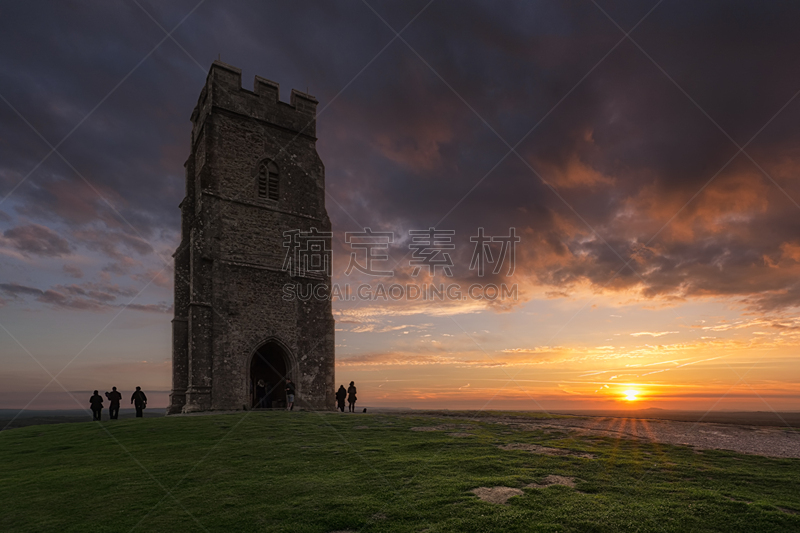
[190, 60, 318, 144]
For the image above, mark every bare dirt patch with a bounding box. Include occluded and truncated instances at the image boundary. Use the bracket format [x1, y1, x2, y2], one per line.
[400, 411, 800, 459]
[471, 486, 524, 504]
[412, 412, 800, 459]
[526, 475, 577, 488]
[410, 424, 455, 432]
[499, 443, 595, 459]
[411, 424, 473, 433]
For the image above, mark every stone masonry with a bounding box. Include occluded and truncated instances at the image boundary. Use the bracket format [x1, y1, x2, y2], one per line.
[168, 61, 335, 414]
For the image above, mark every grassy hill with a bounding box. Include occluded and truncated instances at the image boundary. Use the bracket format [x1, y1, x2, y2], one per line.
[1, 411, 798, 532]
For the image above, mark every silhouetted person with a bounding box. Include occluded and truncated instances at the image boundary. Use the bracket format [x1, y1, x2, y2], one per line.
[335, 385, 347, 412]
[105, 386, 122, 419]
[347, 381, 357, 413]
[255, 379, 267, 408]
[90, 390, 103, 421]
[131, 386, 147, 417]
[285, 379, 295, 411]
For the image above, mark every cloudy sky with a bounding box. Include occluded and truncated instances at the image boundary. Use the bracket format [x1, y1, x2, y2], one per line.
[1, 0, 799, 412]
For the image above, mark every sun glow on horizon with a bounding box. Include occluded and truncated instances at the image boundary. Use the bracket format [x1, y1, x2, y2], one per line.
[623, 389, 639, 401]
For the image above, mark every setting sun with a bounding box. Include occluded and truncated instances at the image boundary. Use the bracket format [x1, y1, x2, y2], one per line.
[624, 390, 639, 402]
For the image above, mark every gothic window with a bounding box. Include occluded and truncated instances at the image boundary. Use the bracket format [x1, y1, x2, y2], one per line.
[257, 161, 279, 201]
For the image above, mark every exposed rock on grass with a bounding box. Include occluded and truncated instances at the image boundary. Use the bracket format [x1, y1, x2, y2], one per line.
[471, 486, 524, 504]
[499, 443, 595, 459]
[526, 475, 577, 488]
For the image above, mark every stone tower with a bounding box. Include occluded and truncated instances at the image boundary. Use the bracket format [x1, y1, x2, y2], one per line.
[168, 61, 335, 414]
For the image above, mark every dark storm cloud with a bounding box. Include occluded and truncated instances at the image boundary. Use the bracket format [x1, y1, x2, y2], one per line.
[2, 223, 71, 256]
[72, 227, 153, 259]
[319, 0, 800, 310]
[57, 282, 136, 302]
[0, 0, 187, 242]
[126, 302, 173, 314]
[1, 1, 800, 312]
[0, 279, 168, 312]
[62, 263, 83, 279]
[0, 282, 44, 297]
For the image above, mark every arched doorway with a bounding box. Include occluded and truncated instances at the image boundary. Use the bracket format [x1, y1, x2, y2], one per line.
[249, 341, 289, 409]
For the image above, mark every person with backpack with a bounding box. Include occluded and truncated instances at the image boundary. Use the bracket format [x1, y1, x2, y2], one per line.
[89, 390, 103, 421]
[131, 386, 147, 418]
[335, 385, 347, 412]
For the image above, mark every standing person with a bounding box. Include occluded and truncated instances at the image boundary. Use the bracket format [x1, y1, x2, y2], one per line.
[255, 379, 267, 408]
[131, 386, 147, 418]
[90, 390, 103, 421]
[285, 378, 295, 411]
[105, 386, 122, 420]
[335, 385, 347, 412]
[347, 381, 357, 413]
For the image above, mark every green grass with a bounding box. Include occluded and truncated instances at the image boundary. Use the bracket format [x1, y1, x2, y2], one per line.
[1, 411, 799, 532]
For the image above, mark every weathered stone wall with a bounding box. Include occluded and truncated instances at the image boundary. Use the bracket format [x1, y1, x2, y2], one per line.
[168, 61, 335, 414]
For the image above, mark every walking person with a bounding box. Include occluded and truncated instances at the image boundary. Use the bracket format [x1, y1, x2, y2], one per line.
[347, 381, 357, 413]
[255, 379, 267, 408]
[285, 378, 295, 411]
[335, 385, 347, 412]
[131, 386, 147, 418]
[90, 390, 103, 421]
[105, 386, 122, 420]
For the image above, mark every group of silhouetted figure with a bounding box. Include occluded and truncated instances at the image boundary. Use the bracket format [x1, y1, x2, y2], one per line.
[89, 381, 359, 418]
[336, 381, 359, 412]
[254, 378, 297, 410]
[253, 379, 360, 412]
[89, 386, 148, 421]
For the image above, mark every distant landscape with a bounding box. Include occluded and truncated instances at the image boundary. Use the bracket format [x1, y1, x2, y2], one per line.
[4, 407, 800, 430]
[0, 409, 153, 430]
